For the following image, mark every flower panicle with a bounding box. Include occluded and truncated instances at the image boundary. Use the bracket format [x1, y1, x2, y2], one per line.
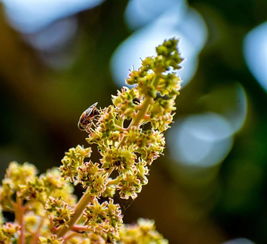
[0, 38, 182, 243]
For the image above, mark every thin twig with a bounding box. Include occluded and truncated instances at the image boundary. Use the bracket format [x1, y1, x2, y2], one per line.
[71, 224, 92, 233]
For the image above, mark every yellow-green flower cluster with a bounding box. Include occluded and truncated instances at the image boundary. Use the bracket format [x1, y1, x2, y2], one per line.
[77, 161, 108, 192]
[60, 145, 92, 185]
[0, 38, 182, 243]
[45, 197, 74, 229]
[3, 163, 75, 207]
[39, 234, 63, 244]
[119, 218, 168, 244]
[0, 162, 37, 211]
[83, 199, 122, 240]
[76, 38, 182, 199]
[0, 162, 76, 242]
[58, 38, 182, 241]
[0, 222, 19, 244]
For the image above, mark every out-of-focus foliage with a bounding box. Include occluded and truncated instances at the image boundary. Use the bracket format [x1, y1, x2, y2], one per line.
[0, 0, 267, 243]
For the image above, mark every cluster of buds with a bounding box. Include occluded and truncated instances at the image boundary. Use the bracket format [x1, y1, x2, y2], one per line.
[119, 219, 168, 243]
[0, 38, 182, 243]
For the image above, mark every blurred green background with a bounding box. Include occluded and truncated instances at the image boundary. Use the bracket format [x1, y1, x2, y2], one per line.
[0, 0, 267, 243]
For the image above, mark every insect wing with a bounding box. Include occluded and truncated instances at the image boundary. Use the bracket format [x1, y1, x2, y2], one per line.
[78, 102, 98, 131]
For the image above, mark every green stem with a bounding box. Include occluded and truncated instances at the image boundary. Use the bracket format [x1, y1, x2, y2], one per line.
[107, 177, 121, 186]
[118, 96, 153, 147]
[130, 96, 153, 127]
[57, 189, 94, 237]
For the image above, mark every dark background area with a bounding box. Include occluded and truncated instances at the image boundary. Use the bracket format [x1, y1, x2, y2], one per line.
[0, 0, 267, 243]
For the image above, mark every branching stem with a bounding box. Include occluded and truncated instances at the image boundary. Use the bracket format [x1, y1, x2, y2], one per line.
[71, 224, 93, 232]
[57, 190, 94, 237]
[130, 96, 153, 127]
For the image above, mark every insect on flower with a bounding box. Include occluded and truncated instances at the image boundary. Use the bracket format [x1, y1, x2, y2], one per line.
[78, 102, 100, 133]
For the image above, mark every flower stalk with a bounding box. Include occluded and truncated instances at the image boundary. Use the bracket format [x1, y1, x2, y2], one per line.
[56, 190, 94, 237]
[16, 199, 25, 244]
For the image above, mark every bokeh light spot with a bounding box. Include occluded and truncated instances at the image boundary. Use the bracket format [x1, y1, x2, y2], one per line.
[244, 22, 267, 91]
[2, 0, 105, 33]
[225, 84, 248, 133]
[125, 0, 186, 30]
[25, 17, 78, 52]
[223, 238, 255, 244]
[199, 83, 248, 134]
[168, 113, 233, 167]
[25, 17, 78, 69]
